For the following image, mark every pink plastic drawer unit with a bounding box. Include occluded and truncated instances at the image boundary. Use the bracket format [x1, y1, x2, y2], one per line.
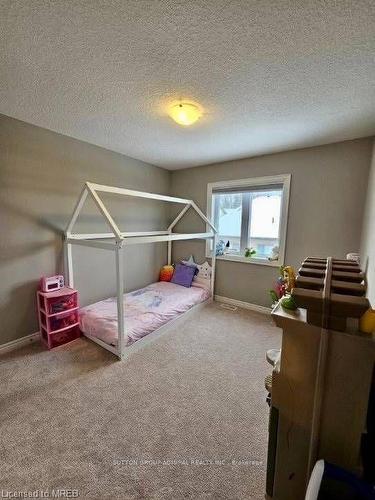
[37, 287, 80, 350]
[48, 325, 80, 349]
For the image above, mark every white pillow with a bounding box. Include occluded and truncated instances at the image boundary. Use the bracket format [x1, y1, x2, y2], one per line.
[192, 261, 212, 291]
[196, 261, 212, 279]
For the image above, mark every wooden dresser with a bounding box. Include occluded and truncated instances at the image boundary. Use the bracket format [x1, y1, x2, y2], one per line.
[266, 257, 375, 499]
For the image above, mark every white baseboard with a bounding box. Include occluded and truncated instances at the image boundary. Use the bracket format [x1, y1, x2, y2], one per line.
[214, 295, 271, 314]
[0, 331, 40, 355]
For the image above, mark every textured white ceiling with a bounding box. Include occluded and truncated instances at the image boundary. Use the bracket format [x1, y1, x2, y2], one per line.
[1, 0, 375, 170]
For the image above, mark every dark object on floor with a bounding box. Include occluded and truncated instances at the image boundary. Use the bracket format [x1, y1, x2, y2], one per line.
[306, 460, 375, 500]
[361, 365, 375, 484]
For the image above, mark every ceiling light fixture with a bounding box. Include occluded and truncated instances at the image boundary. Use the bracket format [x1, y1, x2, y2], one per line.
[168, 102, 202, 126]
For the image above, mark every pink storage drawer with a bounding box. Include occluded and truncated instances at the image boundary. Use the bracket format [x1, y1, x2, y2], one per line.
[49, 325, 81, 349]
[48, 293, 77, 315]
[37, 287, 80, 350]
[49, 310, 79, 333]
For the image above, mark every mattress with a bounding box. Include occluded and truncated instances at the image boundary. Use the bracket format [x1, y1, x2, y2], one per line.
[79, 281, 211, 347]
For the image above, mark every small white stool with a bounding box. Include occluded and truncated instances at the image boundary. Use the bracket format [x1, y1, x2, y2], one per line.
[266, 348, 281, 367]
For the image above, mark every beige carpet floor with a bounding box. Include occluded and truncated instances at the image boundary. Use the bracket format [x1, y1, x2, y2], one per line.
[1, 302, 281, 500]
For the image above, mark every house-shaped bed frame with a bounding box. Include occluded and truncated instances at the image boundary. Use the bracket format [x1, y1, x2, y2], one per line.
[65, 182, 217, 359]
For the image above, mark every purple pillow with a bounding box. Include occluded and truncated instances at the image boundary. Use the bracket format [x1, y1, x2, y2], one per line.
[171, 263, 196, 288]
[181, 260, 199, 274]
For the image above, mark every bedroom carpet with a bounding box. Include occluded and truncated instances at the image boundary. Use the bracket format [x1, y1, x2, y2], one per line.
[0, 302, 281, 500]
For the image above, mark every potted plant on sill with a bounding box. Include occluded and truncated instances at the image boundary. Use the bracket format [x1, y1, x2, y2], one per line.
[244, 247, 256, 258]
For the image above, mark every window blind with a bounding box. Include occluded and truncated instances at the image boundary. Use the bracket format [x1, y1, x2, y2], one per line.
[212, 184, 283, 194]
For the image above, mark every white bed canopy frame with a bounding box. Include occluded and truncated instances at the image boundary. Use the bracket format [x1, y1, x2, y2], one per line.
[65, 182, 217, 359]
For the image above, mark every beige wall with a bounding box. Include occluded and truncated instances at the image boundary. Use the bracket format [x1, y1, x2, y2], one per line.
[360, 140, 375, 306]
[0, 115, 170, 345]
[1, 113, 373, 346]
[170, 139, 373, 306]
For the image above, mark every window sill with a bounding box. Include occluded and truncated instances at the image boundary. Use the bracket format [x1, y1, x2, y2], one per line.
[208, 253, 282, 267]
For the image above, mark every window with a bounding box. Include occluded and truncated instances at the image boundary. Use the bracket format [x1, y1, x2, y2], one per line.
[206, 175, 291, 266]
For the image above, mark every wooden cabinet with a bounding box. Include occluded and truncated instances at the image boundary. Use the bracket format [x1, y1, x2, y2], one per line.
[266, 257, 375, 499]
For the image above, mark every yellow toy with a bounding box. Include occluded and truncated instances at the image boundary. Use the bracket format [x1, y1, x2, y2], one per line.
[359, 308, 375, 334]
[282, 266, 296, 293]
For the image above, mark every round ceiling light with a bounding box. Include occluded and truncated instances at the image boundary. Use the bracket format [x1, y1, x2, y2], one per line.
[168, 102, 202, 126]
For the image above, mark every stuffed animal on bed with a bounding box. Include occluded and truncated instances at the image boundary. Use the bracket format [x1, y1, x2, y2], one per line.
[181, 256, 211, 277]
[159, 265, 174, 282]
[196, 261, 212, 279]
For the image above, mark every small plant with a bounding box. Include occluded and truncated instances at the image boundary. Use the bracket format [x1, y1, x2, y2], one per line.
[244, 247, 256, 258]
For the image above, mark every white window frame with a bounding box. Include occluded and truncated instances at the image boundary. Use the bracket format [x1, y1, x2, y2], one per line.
[206, 174, 291, 267]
